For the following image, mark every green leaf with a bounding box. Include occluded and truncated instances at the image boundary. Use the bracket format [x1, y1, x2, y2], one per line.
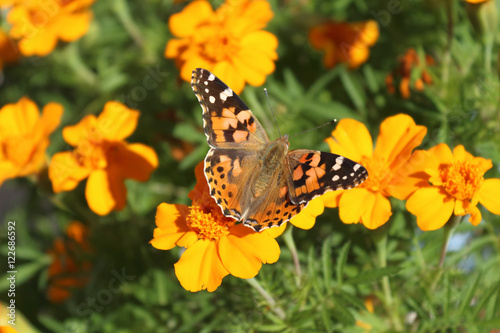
[345, 266, 401, 285]
[339, 67, 365, 111]
[322, 236, 333, 288]
[457, 272, 482, 316]
[330, 303, 356, 326]
[0, 258, 51, 292]
[306, 67, 341, 99]
[336, 241, 350, 285]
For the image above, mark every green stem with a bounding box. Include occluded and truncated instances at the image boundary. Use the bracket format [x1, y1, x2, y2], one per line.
[246, 278, 285, 320]
[441, 0, 454, 88]
[282, 225, 302, 285]
[484, 35, 493, 74]
[374, 229, 403, 331]
[438, 214, 462, 269]
[112, 0, 144, 47]
[63, 43, 97, 86]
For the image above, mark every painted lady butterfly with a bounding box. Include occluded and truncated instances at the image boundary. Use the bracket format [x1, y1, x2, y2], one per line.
[191, 68, 368, 232]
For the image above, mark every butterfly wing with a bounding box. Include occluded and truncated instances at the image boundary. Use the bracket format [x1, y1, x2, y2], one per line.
[286, 150, 368, 205]
[191, 68, 269, 149]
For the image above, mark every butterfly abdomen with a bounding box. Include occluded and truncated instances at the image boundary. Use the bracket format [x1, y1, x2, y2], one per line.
[252, 138, 289, 198]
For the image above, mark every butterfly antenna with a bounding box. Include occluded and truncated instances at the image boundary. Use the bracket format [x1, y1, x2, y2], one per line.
[289, 119, 337, 139]
[264, 88, 282, 138]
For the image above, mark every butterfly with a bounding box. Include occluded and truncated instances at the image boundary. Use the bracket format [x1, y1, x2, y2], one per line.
[191, 68, 368, 232]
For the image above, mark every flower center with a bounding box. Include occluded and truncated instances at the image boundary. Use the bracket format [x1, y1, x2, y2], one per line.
[437, 160, 484, 200]
[73, 128, 108, 170]
[198, 23, 238, 62]
[359, 156, 391, 193]
[186, 191, 234, 241]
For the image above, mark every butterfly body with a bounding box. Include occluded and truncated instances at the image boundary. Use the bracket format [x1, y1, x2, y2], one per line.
[191, 68, 368, 232]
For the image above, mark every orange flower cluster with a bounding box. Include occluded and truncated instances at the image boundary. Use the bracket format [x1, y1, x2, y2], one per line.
[151, 163, 284, 292]
[385, 48, 434, 99]
[323, 114, 500, 231]
[165, 0, 278, 94]
[0, 97, 62, 186]
[309, 20, 379, 69]
[47, 221, 92, 303]
[49, 102, 159, 215]
[3, 0, 95, 56]
[323, 114, 427, 229]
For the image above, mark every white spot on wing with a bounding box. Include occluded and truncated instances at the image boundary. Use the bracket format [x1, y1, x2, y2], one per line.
[204, 81, 208, 85]
[332, 175, 340, 181]
[223, 88, 233, 96]
[220, 92, 227, 101]
[353, 164, 361, 171]
[205, 88, 209, 93]
[208, 73, 215, 81]
[333, 163, 341, 171]
[209, 96, 216, 104]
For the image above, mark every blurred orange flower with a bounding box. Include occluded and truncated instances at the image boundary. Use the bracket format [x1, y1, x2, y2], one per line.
[385, 48, 434, 98]
[309, 20, 379, 69]
[165, 0, 278, 94]
[0, 326, 17, 333]
[47, 221, 92, 303]
[0, 97, 63, 186]
[150, 162, 283, 292]
[323, 114, 427, 229]
[0, 29, 19, 70]
[49, 102, 158, 215]
[403, 144, 500, 230]
[464, 0, 489, 3]
[6, 0, 95, 56]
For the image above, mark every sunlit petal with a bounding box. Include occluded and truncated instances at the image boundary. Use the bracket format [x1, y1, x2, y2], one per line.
[407, 187, 454, 231]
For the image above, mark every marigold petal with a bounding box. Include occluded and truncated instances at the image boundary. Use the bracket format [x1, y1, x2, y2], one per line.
[39, 102, 63, 135]
[174, 239, 229, 292]
[407, 187, 454, 231]
[49, 152, 91, 192]
[338, 188, 372, 224]
[151, 203, 192, 250]
[62, 115, 97, 147]
[85, 169, 126, 215]
[427, 143, 453, 165]
[265, 223, 287, 238]
[18, 27, 58, 56]
[219, 224, 279, 279]
[326, 119, 373, 162]
[389, 150, 433, 199]
[361, 192, 392, 229]
[169, 0, 214, 37]
[56, 11, 92, 42]
[109, 143, 158, 181]
[212, 61, 246, 94]
[322, 190, 344, 208]
[467, 204, 482, 225]
[477, 178, 500, 215]
[0, 97, 39, 138]
[290, 196, 324, 230]
[97, 102, 139, 141]
[165, 38, 189, 59]
[373, 114, 427, 170]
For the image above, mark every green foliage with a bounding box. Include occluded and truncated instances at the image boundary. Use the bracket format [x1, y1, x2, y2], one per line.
[1, 0, 500, 332]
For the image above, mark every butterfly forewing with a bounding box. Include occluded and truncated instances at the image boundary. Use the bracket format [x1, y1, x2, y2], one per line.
[286, 150, 368, 205]
[191, 68, 269, 149]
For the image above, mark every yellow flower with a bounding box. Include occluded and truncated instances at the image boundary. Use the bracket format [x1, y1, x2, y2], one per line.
[0, 97, 63, 186]
[309, 20, 379, 69]
[6, 0, 95, 56]
[0, 29, 19, 70]
[150, 162, 283, 292]
[323, 114, 427, 229]
[0, 327, 17, 333]
[47, 221, 92, 303]
[49, 102, 158, 215]
[403, 144, 500, 230]
[165, 0, 278, 94]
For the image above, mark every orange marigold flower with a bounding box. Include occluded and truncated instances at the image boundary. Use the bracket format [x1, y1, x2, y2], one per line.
[322, 114, 427, 229]
[6, 0, 95, 56]
[150, 162, 283, 292]
[0, 97, 63, 186]
[386, 48, 434, 99]
[402, 144, 500, 230]
[464, 0, 489, 3]
[0, 29, 19, 70]
[47, 221, 92, 303]
[309, 20, 379, 69]
[49, 102, 158, 215]
[165, 0, 278, 94]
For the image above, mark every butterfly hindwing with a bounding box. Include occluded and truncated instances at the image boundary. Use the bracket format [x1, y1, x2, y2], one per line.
[191, 68, 269, 149]
[204, 148, 259, 219]
[286, 150, 368, 205]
